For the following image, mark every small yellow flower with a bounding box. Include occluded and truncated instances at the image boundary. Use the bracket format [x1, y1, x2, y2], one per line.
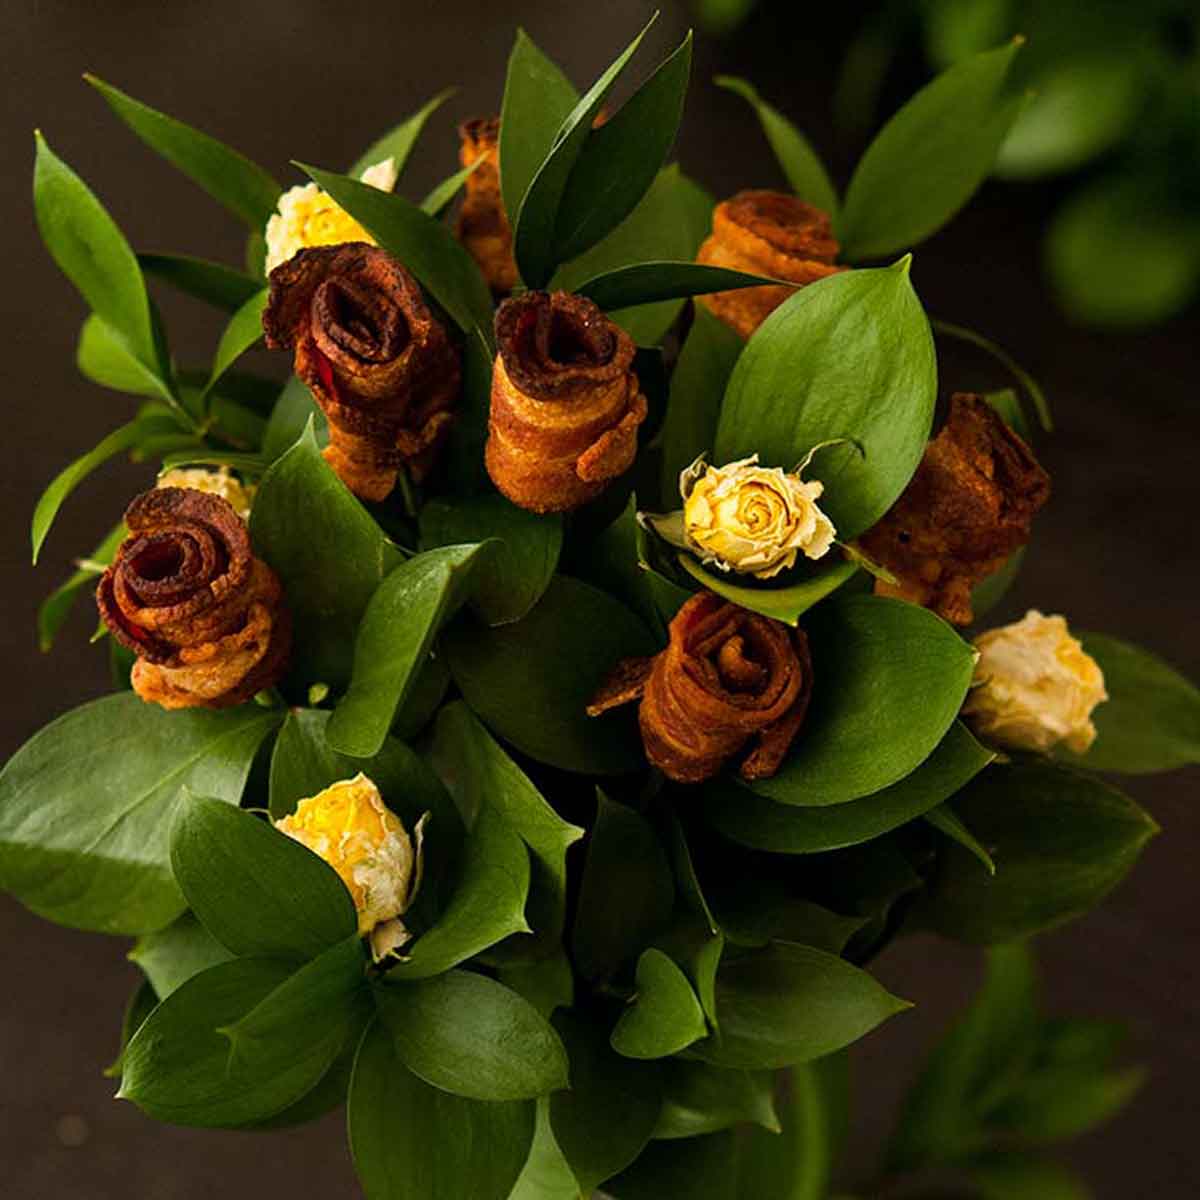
[264, 157, 398, 275]
[156, 467, 256, 521]
[963, 610, 1107, 754]
[274, 773, 425, 960]
[681, 454, 836, 580]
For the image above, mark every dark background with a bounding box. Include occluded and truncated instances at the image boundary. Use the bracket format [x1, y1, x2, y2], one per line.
[1, 1, 1196, 1196]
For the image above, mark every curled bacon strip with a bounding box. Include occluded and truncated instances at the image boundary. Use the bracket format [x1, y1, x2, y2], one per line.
[486, 291, 648, 513]
[858, 393, 1051, 626]
[696, 189, 844, 338]
[455, 117, 518, 295]
[589, 593, 813, 783]
[97, 488, 290, 710]
[263, 244, 461, 502]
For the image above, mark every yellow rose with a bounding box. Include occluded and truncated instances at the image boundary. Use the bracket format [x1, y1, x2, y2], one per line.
[681, 454, 836, 580]
[962, 610, 1107, 754]
[264, 157, 398, 275]
[156, 466, 256, 521]
[274, 773, 426, 960]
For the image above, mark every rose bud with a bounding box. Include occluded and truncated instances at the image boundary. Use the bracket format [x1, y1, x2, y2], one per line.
[263, 243, 461, 502]
[156, 466, 256, 521]
[696, 189, 844, 339]
[275, 773, 427, 961]
[962, 610, 1107, 754]
[857, 393, 1050, 627]
[681, 454, 836, 579]
[588, 592, 814, 783]
[264, 157, 398, 274]
[486, 290, 648, 513]
[455, 117, 518, 295]
[96, 488, 290, 710]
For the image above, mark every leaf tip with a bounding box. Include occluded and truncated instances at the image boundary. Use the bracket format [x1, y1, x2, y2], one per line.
[892, 252, 914, 276]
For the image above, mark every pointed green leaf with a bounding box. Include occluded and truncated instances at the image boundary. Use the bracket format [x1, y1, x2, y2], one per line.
[198, 288, 268, 401]
[925, 803, 996, 874]
[612, 948, 707, 1060]
[139, 252, 263, 312]
[348, 87, 456, 178]
[262, 374, 323, 461]
[420, 158, 484, 216]
[37, 522, 125, 651]
[76, 314, 167, 398]
[677, 553, 858, 626]
[509, 1099, 579, 1200]
[653, 1060, 779, 1139]
[129, 911, 233, 999]
[576, 261, 780, 312]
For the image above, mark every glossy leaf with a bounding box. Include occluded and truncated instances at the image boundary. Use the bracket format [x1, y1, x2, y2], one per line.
[420, 159, 484, 216]
[420, 493, 562, 626]
[37, 523, 124, 651]
[0, 695, 277, 934]
[920, 764, 1159, 943]
[925, 803, 996, 874]
[86, 75, 281, 228]
[838, 41, 1025, 260]
[76, 315, 167, 399]
[509, 1099, 579, 1200]
[198, 288, 268, 401]
[715, 76, 838, 213]
[250, 419, 404, 688]
[499, 952, 575, 1022]
[573, 792, 675, 982]
[576, 261, 778, 313]
[715, 260, 936, 540]
[553, 33, 693, 263]
[139, 252, 262, 311]
[348, 88, 456, 178]
[611, 948, 707, 1060]
[748, 596, 977, 806]
[376, 971, 569, 1100]
[677, 554, 859, 626]
[699, 941, 910, 1069]
[262, 374, 324, 461]
[129, 911, 233, 999]
[653, 1060, 779, 1139]
[1065, 633, 1200, 774]
[704, 721, 994, 853]
[349, 1017, 534, 1200]
[445, 576, 657, 775]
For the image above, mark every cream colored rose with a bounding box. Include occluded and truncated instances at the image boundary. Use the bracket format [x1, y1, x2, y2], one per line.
[274, 773, 426, 960]
[681, 454, 836, 580]
[156, 467, 256, 521]
[963, 610, 1107, 754]
[264, 157, 398, 274]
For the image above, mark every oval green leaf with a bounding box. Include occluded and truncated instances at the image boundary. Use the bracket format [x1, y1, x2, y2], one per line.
[611, 948, 707, 1060]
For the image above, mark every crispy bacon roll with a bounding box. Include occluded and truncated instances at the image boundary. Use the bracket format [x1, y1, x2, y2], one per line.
[455, 117, 518, 295]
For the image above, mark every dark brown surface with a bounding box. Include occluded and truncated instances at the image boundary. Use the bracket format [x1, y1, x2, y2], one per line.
[0, 1, 1196, 1196]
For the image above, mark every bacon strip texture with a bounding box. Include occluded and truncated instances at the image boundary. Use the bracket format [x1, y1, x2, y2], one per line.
[456, 117, 518, 295]
[96, 488, 291, 710]
[263, 243, 461, 502]
[858, 392, 1052, 626]
[486, 290, 648, 513]
[696, 189, 844, 339]
[588, 592, 814, 783]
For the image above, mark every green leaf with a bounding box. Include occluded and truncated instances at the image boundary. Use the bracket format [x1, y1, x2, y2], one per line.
[677, 554, 859, 626]
[107, 978, 158, 1079]
[1063, 633, 1200, 774]
[0, 695, 277, 934]
[198, 288, 268, 401]
[445, 576, 657, 774]
[300, 164, 494, 341]
[653, 1060, 779, 1139]
[513, 16, 658, 288]
[573, 792, 675, 982]
[86, 75, 281, 229]
[609, 1132, 738, 1200]
[139, 253, 263, 311]
[34, 132, 167, 380]
[499, 30, 580, 230]
[509, 1099, 579, 1200]
[553, 33, 693, 263]
[550, 1012, 664, 1195]
[129, 911, 233, 999]
[553, 164, 716, 346]
[612, 948, 707, 1060]
[349, 1024, 535, 1199]
[925, 803, 996, 874]
[886, 943, 1037, 1172]
[920, 764, 1159, 944]
[348, 88, 456, 179]
[838, 41, 1025, 260]
[420, 493, 562, 626]
[326, 543, 489, 759]
[748, 596, 976, 806]
[715, 76, 838, 213]
[715, 260, 936, 540]
[704, 721, 994, 853]
[576, 261, 780, 313]
[375, 971, 568, 1101]
[386, 803, 531, 981]
[699, 942, 910, 1069]
[969, 1153, 1093, 1200]
[991, 1062, 1145, 1144]
[262, 375, 324, 462]
[76, 315, 166, 398]
[500, 952, 575, 1022]
[250, 419, 404, 688]
[660, 305, 743, 494]
[37, 522, 124, 651]
[709, 883, 864, 955]
[429, 703, 583, 947]
[170, 793, 357, 960]
[119, 957, 343, 1127]
[420, 159, 484, 216]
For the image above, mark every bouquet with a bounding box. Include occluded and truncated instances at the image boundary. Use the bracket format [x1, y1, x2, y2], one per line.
[6, 14, 1199, 1198]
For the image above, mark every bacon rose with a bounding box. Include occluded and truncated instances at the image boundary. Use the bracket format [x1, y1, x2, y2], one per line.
[455, 117, 518, 295]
